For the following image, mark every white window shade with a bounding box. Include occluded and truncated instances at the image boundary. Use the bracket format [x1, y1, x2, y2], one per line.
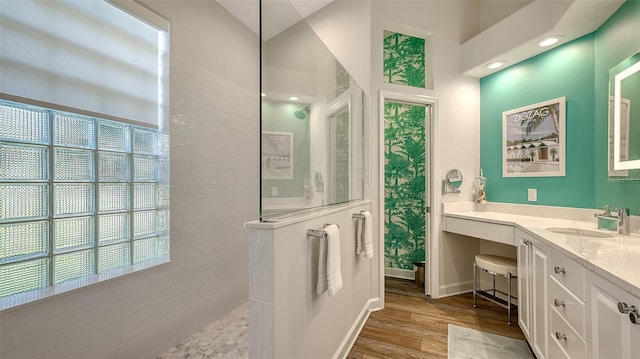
[0, 0, 160, 126]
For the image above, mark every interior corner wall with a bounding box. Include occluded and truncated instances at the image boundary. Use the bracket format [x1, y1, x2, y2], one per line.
[479, 34, 597, 209]
[305, 0, 372, 97]
[593, 0, 640, 215]
[0, 2, 259, 358]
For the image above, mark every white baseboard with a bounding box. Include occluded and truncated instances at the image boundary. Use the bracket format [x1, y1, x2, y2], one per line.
[334, 298, 377, 359]
[384, 267, 414, 280]
[368, 297, 382, 312]
[437, 280, 474, 298]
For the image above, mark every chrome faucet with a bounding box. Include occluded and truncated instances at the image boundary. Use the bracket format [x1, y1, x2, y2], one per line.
[617, 208, 630, 235]
[594, 205, 630, 234]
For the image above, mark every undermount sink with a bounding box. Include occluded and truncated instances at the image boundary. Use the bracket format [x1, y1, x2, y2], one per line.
[546, 227, 614, 238]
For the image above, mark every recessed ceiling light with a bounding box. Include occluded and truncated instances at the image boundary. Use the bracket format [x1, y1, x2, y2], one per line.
[288, 96, 299, 101]
[485, 61, 506, 70]
[261, 93, 266, 97]
[538, 36, 563, 47]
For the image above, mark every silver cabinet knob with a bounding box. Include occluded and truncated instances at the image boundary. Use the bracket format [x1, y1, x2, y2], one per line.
[630, 311, 640, 325]
[618, 302, 638, 314]
[618, 302, 630, 313]
[554, 299, 566, 307]
[554, 266, 566, 274]
[555, 332, 567, 340]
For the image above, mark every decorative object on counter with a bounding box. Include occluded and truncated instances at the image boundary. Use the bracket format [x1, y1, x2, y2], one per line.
[442, 168, 463, 194]
[502, 97, 566, 178]
[474, 169, 487, 205]
[594, 205, 630, 234]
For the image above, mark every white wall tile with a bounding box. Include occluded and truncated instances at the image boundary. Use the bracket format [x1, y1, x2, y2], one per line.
[0, 1, 259, 358]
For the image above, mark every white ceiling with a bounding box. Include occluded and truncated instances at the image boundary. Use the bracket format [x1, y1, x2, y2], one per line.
[218, 0, 625, 78]
[216, 0, 334, 40]
[462, 0, 625, 77]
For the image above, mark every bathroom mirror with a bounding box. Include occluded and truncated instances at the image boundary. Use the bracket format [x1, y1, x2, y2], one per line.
[260, 0, 365, 220]
[609, 50, 640, 179]
[442, 169, 463, 194]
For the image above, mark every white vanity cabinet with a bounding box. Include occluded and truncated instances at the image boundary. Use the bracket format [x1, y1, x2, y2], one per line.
[517, 229, 549, 359]
[589, 273, 640, 359]
[548, 249, 587, 359]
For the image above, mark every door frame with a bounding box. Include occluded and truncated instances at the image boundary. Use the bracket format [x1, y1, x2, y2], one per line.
[379, 89, 438, 305]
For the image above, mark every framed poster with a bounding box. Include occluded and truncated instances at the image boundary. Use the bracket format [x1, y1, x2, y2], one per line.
[262, 131, 293, 179]
[503, 97, 566, 177]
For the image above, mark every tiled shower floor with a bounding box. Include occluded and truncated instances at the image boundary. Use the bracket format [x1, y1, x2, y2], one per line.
[157, 302, 249, 359]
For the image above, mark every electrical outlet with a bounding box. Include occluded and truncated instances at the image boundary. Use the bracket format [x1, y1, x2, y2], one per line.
[271, 187, 278, 196]
[528, 188, 537, 202]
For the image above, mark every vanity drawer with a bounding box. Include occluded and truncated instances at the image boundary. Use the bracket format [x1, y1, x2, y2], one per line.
[549, 276, 586, 338]
[549, 249, 585, 301]
[550, 308, 586, 359]
[443, 217, 514, 246]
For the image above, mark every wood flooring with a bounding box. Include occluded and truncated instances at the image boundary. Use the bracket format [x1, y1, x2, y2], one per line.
[347, 278, 527, 359]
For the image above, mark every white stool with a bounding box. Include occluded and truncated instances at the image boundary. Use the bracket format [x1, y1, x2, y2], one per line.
[473, 254, 518, 325]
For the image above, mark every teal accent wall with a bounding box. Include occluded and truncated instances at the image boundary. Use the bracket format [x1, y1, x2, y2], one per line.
[480, 35, 596, 209]
[594, 0, 640, 214]
[481, 0, 640, 215]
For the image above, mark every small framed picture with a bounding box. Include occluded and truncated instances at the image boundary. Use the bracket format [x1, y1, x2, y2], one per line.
[262, 131, 293, 179]
[503, 97, 566, 177]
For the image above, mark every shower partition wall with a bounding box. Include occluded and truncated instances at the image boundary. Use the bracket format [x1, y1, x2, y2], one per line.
[260, 0, 365, 220]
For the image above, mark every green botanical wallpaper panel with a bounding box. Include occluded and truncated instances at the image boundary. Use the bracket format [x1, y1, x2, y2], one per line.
[384, 101, 426, 270]
[383, 31, 426, 88]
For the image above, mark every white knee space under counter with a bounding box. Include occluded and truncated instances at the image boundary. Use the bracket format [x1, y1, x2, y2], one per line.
[442, 202, 640, 359]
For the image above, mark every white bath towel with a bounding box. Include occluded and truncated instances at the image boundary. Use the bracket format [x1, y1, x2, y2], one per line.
[317, 224, 342, 296]
[355, 215, 364, 255]
[362, 211, 374, 259]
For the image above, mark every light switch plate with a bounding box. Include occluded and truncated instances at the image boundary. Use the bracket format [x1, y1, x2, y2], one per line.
[528, 188, 537, 201]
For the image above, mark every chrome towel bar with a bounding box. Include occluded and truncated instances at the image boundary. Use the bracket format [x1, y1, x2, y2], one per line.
[307, 223, 339, 238]
[307, 229, 325, 238]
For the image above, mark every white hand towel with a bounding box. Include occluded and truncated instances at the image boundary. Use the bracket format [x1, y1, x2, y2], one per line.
[317, 232, 328, 295]
[355, 215, 364, 255]
[324, 224, 342, 296]
[317, 224, 342, 295]
[362, 211, 374, 259]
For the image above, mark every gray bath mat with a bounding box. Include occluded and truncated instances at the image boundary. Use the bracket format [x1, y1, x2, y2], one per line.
[448, 324, 533, 359]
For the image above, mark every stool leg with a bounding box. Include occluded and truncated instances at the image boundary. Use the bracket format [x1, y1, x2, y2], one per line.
[507, 272, 512, 326]
[473, 262, 477, 308]
[493, 273, 496, 297]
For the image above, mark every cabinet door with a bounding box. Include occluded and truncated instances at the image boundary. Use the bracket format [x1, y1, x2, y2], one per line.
[517, 230, 531, 340]
[590, 276, 640, 359]
[532, 240, 548, 359]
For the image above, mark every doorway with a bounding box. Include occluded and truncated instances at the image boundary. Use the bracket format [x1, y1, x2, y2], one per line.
[379, 90, 435, 299]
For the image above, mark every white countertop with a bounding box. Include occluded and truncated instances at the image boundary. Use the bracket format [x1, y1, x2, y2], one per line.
[442, 203, 640, 298]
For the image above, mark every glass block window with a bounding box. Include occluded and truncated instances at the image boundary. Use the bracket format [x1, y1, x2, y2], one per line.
[383, 30, 431, 89]
[0, 99, 169, 301]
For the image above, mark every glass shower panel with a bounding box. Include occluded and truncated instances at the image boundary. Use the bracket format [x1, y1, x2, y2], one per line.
[260, 0, 365, 220]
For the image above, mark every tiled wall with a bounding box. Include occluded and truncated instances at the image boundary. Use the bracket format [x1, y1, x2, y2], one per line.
[0, 2, 259, 358]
